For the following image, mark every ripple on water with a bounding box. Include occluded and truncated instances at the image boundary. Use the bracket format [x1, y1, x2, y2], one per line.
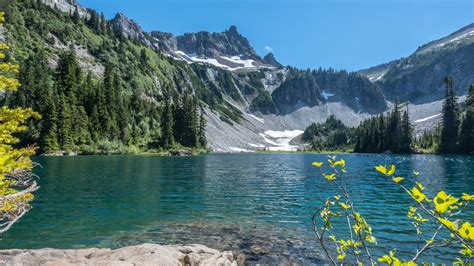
[0, 154, 471, 264]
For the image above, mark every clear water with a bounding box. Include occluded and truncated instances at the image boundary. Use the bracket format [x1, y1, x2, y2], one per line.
[0, 154, 472, 264]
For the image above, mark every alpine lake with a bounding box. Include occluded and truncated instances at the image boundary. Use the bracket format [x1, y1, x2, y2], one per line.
[0, 153, 472, 264]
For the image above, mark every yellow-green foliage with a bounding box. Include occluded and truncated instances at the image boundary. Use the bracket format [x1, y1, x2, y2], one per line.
[0, 11, 39, 233]
[312, 157, 473, 265]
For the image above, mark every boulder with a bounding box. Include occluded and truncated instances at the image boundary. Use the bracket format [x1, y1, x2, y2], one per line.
[0, 244, 237, 266]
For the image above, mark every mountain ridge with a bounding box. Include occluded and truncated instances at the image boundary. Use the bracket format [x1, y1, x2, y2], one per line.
[3, 0, 473, 152]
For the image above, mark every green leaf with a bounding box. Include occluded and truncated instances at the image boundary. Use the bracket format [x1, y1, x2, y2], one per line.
[392, 177, 404, 183]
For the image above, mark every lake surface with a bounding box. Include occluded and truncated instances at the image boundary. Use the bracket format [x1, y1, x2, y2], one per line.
[0, 154, 472, 264]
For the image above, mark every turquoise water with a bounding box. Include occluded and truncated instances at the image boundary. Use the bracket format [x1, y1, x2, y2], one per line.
[0, 154, 472, 264]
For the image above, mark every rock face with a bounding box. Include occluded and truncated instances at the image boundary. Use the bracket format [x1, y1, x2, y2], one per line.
[151, 26, 272, 70]
[0, 244, 237, 266]
[110, 13, 152, 47]
[360, 23, 474, 103]
[263, 53, 283, 68]
[176, 26, 258, 59]
[150, 31, 178, 52]
[42, 0, 89, 17]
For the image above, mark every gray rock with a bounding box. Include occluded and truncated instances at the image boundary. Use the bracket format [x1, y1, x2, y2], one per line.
[0, 244, 236, 266]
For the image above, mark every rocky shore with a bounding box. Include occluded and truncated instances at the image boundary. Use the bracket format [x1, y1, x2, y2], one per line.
[0, 244, 240, 266]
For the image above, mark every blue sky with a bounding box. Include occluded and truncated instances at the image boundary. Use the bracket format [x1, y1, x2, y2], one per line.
[79, 0, 473, 71]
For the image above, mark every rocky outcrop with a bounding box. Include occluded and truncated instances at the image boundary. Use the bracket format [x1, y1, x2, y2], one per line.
[263, 53, 283, 68]
[0, 244, 237, 266]
[110, 13, 152, 47]
[150, 31, 178, 52]
[42, 0, 89, 18]
[176, 26, 259, 60]
[361, 23, 474, 103]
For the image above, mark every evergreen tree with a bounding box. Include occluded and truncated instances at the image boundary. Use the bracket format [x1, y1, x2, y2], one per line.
[459, 84, 474, 154]
[198, 110, 207, 148]
[376, 114, 386, 152]
[439, 76, 460, 154]
[160, 95, 174, 148]
[385, 99, 402, 153]
[57, 95, 74, 151]
[56, 49, 81, 105]
[72, 6, 80, 24]
[400, 109, 412, 153]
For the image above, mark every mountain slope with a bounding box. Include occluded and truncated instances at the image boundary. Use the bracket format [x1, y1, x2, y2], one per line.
[6, 0, 472, 153]
[1, 0, 391, 153]
[360, 23, 474, 103]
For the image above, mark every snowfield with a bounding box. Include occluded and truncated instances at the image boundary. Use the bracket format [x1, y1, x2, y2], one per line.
[414, 113, 442, 123]
[259, 130, 304, 151]
[174, 51, 272, 71]
[248, 114, 265, 123]
[321, 91, 335, 100]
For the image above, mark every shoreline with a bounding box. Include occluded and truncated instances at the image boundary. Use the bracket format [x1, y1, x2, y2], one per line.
[0, 243, 241, 266]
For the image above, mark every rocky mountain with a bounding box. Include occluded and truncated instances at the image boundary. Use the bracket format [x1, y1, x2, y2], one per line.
[42, 0, 89, 17]
[360, 23, 474, 104]
[108, 11, 274, 71]
[154, 26, 275, 71]
[6, 0, 473, 153]
[263, 53, 283, 68]
[111, 13, 153, 47]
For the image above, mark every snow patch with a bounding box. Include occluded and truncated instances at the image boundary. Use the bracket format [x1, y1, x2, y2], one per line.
[221, 55, 256, 68]
[176, 51, 230, 69]
[436, 30, 474, 48]
[248, 143, 265, 148]
[414, 113, 442, 123]
[321, 91, 335, 100]
[368, 73, 385, 82]
[248, 114, 265, 123]
[259, 130, 304, 151]
[174, 51, 272, 71]
[229, 147, 253, 153]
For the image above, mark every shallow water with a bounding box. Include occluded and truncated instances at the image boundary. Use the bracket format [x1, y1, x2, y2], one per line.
[0, 154, 472, 264]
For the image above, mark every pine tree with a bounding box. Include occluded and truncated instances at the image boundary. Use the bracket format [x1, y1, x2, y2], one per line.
[58, 95, 74, 151]
[72, 6, 80, 24]
[376, 114, 385, 152]
[198, 110, 207, 148]
[100, 12, 107, 34]
[439, 76, 460, 154]
[459, 84, 474, 154]
[160, 95, 174, 148]
[103, 65, 119, 139]
[56, 49, 81, 105]
[386, 99, 402, 153]
[400, 108, 412, 153]
[41, 96, 60, 152]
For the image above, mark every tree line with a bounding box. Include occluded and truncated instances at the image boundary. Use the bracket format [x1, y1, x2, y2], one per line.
[305, 77, 474, 154]
[3, 49, 207, 154]
[353, 99, 412, 154]
[421, 78, 474, 154]
[354, 77, 474, 154]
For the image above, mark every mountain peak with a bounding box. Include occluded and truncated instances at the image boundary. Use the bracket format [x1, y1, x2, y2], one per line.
[111, 12, 151, 46]
[227, 25, 239, 34]
[263, 53, 283, 68]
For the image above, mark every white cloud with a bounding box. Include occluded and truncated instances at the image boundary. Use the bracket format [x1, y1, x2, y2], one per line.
[264, 46, 273, 53]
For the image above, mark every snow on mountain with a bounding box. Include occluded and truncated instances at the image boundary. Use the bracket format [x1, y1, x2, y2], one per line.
[259, 130, 304, 151]
[174, 51, 273, 71]
[416, 23, 474, 54]
[321, 91, 335, 100]
[414, 113, 442, 123]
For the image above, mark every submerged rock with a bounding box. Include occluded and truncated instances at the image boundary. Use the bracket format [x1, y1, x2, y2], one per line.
[0, 243, 237, 266]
